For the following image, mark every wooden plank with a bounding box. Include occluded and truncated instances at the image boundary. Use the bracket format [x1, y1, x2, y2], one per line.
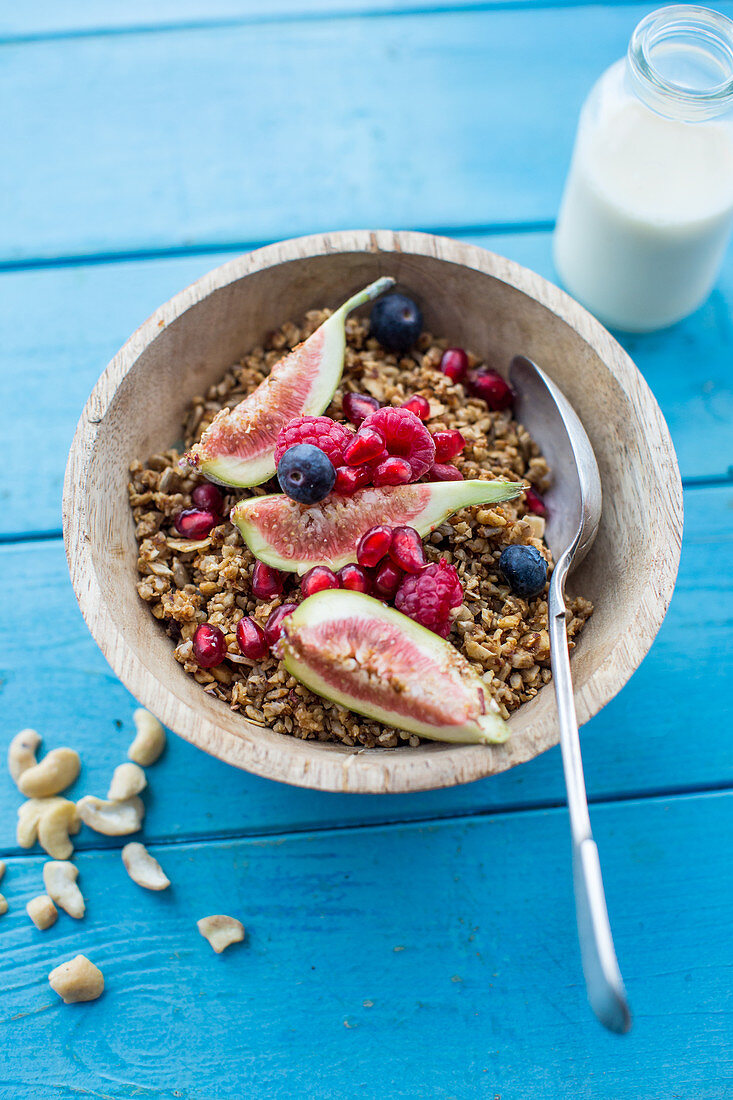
[0, 792, 730, 1097]
[1, 482, 730, 852]
[7, 3, 729, 263]
[0, 0, 636, 41]
[3, 233, 732, 542]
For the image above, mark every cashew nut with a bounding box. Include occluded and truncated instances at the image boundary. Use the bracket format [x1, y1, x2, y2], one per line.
[17, 797, 68, 848]
[18, 747, 80, 798]
[128, 708, 166, 766]
[197, 914, 245, 954]
[27, 894, 58, 930]
[48, 955, 104, 1004]
[38, 799, 81, 860]
[76, 794, 144, 836]
[43, 860, 85, 919]
[121, 843, 170, 891]
[7, 728, 41, 784]
[107, 762, 147, 801]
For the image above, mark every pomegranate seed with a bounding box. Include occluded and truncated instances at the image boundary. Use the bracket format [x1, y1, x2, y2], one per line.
[301, 566, 340, 598]
[333, 465, 371, 494]
[342, 392, 380, 426]
[264, 603, 298, 648]
[432, 429, 465, 463]
[373, 559, 404, 598]
[401, 394, 430, 420]
[440, 347, 468, 382]
[429, 463, 464, 481]
[236, 616, 268, 659]
[337, 564, 372, 593]
[344, 426, 387, 466]
[389, 526, 427, 574]
[469, 369, 514, 411]
[193, 623, 226, 668]
[191, 481, 224, 515]
[174, 509, 216, 540]
[524, 486, 548, 517]
[371, 456, 413, 486]
[252, 561, 284, 599]
[357, 525, 394, 568]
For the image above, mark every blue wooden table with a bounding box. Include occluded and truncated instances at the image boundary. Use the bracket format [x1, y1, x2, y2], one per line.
[2, 3, 732, 1096]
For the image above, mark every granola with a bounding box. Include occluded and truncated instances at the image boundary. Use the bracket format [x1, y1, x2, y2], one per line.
[129, 308, 592, 748]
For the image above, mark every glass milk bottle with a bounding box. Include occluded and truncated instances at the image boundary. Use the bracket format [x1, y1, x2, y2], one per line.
[554, 5, 733, 332]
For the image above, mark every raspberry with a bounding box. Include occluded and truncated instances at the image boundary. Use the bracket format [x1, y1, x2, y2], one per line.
[394, 560, 463, 637]
[274, 416, 353, 468]
[360, 406, 436, 481]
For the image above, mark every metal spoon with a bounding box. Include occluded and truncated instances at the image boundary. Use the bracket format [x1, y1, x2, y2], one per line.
[509, 355, 632, 1034]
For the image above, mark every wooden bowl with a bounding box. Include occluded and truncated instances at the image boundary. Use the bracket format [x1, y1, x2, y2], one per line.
[63, 230, 682, 794]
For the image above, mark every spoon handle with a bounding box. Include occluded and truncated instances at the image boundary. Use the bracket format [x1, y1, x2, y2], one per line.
[548, 560, 632, 1034]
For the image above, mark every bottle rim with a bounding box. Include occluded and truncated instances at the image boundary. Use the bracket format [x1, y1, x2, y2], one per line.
[628, 5, 733, 120]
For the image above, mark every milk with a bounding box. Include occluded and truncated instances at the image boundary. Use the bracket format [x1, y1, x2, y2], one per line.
[554, 63, 733, 332]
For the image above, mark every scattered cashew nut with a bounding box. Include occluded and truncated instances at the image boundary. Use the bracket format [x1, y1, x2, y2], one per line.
[197, 914, 245, 954]
[77, 795, 144, 836]
[27, 894, 58, 930]
[17, 747, 80, 798]
[48, 955, 104, 1004]
[43, 860, 85, 919]
[17, 797, 68, 849]
[7, 728, 41, 784]
[128, 708, 166, 766]
[121, 843, 170, 891]
[107, 762, 147, 801]
[38, 799, 81, 860]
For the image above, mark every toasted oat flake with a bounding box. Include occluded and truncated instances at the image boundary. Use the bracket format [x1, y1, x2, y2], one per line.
[128, 308, 592, 748]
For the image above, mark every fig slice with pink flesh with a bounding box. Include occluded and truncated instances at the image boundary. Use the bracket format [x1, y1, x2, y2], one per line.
[231, 478, 522, 573]
[184, 276, 395, 488]
[276, 590, 509, 744]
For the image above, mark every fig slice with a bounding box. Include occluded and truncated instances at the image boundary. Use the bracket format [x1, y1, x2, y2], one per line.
[185, 276, 395, 487]
[231, 479, 522, 573]
[276, 590, 509, 744]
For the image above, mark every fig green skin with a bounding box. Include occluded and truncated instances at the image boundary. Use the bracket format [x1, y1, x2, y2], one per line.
[276, 589, 509, 744]
[231, 479, 523, 574]
[186, 276, 395, 488]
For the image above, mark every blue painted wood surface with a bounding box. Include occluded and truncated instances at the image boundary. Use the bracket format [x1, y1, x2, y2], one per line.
[2, 1, 732, 1096]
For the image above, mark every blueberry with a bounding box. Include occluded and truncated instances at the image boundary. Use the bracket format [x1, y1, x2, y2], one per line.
[370, 293, 423, 353]
[277, 443, 335, 504]
[498, 544, 548, 598]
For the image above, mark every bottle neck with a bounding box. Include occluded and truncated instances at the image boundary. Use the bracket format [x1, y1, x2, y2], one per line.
[627, 5, 733, 122]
